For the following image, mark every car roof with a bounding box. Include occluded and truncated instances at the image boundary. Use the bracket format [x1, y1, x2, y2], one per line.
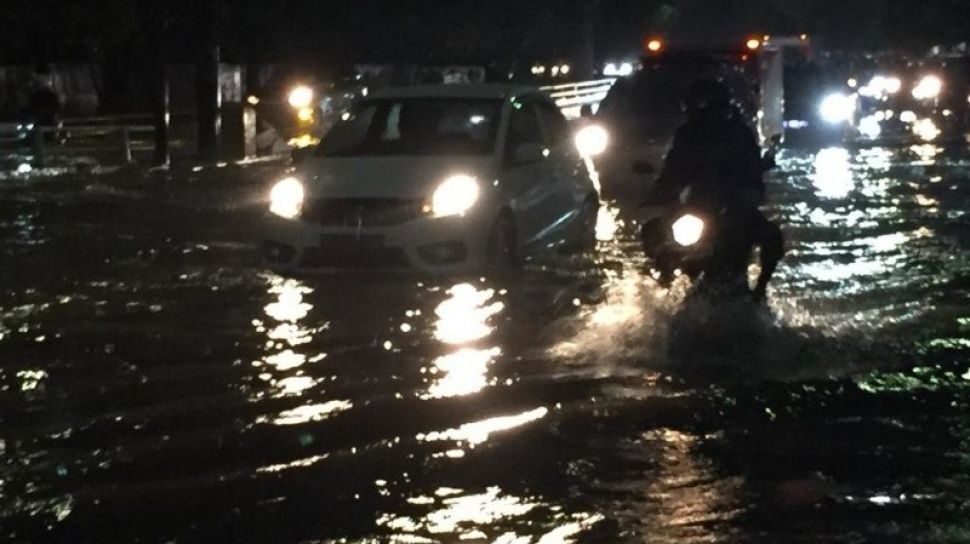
[369, 84, 544, 101]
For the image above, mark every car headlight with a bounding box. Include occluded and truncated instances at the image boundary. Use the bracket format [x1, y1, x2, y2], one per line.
[671, 214, 705, 247]
[269, 177, 304, 219]
[575, 124, 609, 157]
[288, 85, 314, 109]
[912, 75, 942, 100]
[431, 175, 480, 217]
[819, 93, 855, 124]
[913, 118, 941, 142]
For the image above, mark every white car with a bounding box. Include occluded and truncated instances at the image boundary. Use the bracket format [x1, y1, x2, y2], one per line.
[262, 84, 599, 273]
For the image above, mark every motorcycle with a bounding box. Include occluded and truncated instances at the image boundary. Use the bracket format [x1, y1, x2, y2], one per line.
[639, 188, 753, 298]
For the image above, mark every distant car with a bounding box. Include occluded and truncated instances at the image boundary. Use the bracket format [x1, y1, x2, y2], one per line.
[262, 84, 599, 273]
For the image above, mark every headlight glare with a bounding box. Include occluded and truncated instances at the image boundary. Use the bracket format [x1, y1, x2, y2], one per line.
[269, 177, 304, 219]
[288, 85, 314, 109]
[431, 175, 480, 217]
[575, 124, 609, 157]
[819, 93, 855, 124]
[912, 75, 942, 100]
[672, 214, 705, 247]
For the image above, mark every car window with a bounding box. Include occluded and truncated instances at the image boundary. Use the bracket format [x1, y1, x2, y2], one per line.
[317, 97, 501, 157]
[535, 101, 571, 145]
[505, 100, 544, 152]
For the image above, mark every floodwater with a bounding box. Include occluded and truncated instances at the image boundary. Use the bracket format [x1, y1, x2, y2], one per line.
[2, 146, 970, 543]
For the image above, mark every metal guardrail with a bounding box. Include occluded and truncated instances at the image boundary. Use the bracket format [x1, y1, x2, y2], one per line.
[0, 122, 155, 166]
[540, 78, 617, 119]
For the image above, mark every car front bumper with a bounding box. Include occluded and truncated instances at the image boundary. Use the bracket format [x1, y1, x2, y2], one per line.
[261, 211, 492, 274]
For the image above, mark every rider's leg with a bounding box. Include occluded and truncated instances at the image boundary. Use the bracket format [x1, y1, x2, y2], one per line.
[753, 213, 784, 301]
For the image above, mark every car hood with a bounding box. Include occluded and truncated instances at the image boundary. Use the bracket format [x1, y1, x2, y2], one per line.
[300, 156, 495, 200]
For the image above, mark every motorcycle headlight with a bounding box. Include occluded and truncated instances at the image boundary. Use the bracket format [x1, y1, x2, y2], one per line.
[671, 214, 705, 247]
[431, 175, 480, 217]
[269, 177, 305, 219]
[574, 124, 609, 157]
[288, 85, 314, 109]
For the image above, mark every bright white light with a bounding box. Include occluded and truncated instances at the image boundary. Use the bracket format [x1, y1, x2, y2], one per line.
[603, 63, 618, 76]
[469, 115, 486, 125]
[861, 75, 902, 97]
[847, 78, 858, 88]
[288, 85, 314, 109]
[432, 175, 480, 217]
[819, 93, 856, 124]
[912, 75, 942, 100]
[618, 62, 634, 76]
[884, 77, 902, 94]
[858, 115, 882, 139]
[913, 118, 941, 142]
[574, 124, 609, 157]
[560, 64, 570, 75]
[434, 283, 502, 345]
[16, 163, 32, 174]
[551, 66, 560, 77]
[813, 147, 853, 199]
[269, 177, 305, 219]
[671, 214, 704, 247]
[900, 110, 917, 124]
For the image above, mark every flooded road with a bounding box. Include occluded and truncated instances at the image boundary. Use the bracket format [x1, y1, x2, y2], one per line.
[2, 146, 970, 543]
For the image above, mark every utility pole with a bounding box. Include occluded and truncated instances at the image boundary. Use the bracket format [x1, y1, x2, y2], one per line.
[196, 0, 222, 160]
[154, 0, 170, 166]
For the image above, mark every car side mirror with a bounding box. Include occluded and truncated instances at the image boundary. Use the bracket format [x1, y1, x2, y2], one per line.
[510, 142, 546, 166]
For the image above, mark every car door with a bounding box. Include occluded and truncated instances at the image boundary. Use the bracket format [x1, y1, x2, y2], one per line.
[535, 100, 591, 235]
[500, 98, 559, 250]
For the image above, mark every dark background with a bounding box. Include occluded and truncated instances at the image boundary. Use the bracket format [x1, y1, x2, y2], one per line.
[2, 0, 967, 65]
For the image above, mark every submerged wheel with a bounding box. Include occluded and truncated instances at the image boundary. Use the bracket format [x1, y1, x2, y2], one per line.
[487, 213, 517, 268]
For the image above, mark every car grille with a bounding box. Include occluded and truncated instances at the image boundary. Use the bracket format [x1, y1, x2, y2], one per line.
[302, 198, 425, 227]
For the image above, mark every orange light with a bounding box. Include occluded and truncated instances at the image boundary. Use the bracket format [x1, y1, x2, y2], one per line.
[746, 38, 761, 51]
[646, 38, 663, 53]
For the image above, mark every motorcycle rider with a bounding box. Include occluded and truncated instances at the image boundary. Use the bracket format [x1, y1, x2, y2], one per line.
[646, 78, 784, 302]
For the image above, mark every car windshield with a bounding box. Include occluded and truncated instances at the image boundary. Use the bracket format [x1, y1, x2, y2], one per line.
[317, 97, 501, 157]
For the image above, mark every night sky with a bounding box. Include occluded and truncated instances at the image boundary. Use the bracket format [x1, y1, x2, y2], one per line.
[2, 0, 967, 65]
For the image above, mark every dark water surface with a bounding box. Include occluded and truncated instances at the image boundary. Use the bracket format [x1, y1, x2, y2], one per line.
[2, 147, 970, 543]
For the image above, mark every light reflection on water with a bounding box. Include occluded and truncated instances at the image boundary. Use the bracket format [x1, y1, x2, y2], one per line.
[433, 283, 503, 346]
[416, 407, 549, 448]
[378, 485, 603, 543]
[261, 400, 353, 425]
[252, 275, 332, 417]
[3, 146, 970, 543]
[637, 429, 743, 540]
[423, 283, 504, 399]
[813, 147, 854, 199]
[424, 347, 501, 400]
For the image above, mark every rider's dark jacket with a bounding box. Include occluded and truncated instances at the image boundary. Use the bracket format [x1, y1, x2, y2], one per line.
[652, 111, 765, 211]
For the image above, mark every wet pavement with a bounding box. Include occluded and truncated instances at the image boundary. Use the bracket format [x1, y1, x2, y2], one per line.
[2, 146, 970, 543]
